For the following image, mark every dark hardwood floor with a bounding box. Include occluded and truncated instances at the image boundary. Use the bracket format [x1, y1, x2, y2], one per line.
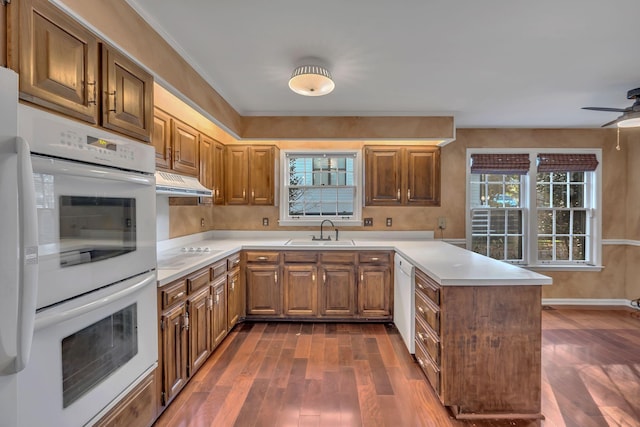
[154, 308, 640, 427]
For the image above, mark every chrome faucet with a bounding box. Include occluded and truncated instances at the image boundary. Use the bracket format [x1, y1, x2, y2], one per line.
[313, 219, 339, 241]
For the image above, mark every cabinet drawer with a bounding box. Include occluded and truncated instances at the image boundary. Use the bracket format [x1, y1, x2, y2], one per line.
[415, 315, 440, 365]
[415, 339, 441, 397]
[283, 251, 318, 263]
[358, 252, 390, 264]
[187, 268, 210, 293]
[245, 251, 280, 263]
[415, 269, 440, 305]
[227, 253, 241, 270]
[415, 291, 440, 334]
[320, 252, 356, 264]
[211, 260, 227, 279]
[160, 279, 187, 309]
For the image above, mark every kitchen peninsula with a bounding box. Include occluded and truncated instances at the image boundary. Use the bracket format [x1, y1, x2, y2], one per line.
[155, 231, 551, 421]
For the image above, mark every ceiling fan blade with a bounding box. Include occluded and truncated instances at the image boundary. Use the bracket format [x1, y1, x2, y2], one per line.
[582, 107, 630, 112]
[601, 118, 620, 127]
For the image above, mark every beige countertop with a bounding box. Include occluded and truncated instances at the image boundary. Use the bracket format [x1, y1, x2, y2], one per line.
[156, 231, 551, 287]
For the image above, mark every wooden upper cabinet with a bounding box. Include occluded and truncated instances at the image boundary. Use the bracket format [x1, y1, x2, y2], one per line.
[153, 108, 172, 170]
[225, 145, 249, 204]
[101, 45, 153, 142]
[406, 147, 440, 206]
[171, 119, 199, 177]
[249, 146, 275, 205]
[364, 146, 441, 206]
[17, 0, 98, 123]
[364, 147, 402, 205]
[199, 135, 214, 204]
[212, 141, 225, 205]
[225, 145, 276, 205]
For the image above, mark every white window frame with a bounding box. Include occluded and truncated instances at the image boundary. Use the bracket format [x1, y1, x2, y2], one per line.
[278, 149, 363, 226]
[465, 148, 602, 270]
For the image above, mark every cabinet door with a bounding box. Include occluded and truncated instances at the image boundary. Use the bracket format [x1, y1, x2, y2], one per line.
[101, 44, 153, 142]
[171, 119, 200, 177]
[249, 146, 274, 205]
[320, 264, 356, 317]
[153, 108, 172, 170]
[161, 303, 187, 405]
[213, 141, 225, 205]
[283, 264, 317, 317]
[199, 135, 214, 205]
[225, 145, 249, 204]
[211, 277, 228, 348]
[227, 268, 241, 329]
[246, 265, 280, 316]
[18, 0, 98, 123]
[187, 286, 211, 376]
[406, 147, 441, 206]
[364, 147, 402, 205]
[358, 265, 392, 318]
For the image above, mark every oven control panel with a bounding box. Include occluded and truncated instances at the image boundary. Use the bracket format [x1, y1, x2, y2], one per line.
[18, 104, 155, 174]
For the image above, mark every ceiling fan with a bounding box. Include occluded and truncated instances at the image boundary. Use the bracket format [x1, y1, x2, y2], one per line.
[582, 88, 640, 128]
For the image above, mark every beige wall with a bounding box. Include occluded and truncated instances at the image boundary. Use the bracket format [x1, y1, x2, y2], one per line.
[624, 129, 640, 300]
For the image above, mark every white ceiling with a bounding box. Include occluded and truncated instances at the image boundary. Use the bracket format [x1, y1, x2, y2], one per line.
[127, 0, 640, 128]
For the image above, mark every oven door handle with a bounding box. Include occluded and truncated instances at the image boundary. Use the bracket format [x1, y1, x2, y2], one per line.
[34, 271, 156, 331]
[14, 137, 39, 373]
[31, 155, 154, 186]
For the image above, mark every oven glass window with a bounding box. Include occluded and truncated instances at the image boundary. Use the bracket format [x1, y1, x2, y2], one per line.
[61, 304, 138, 408]
[59, 196, 136, 267]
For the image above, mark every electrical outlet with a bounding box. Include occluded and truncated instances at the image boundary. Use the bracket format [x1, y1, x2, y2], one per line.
[386, 218, 392, 227]
[438, 217, 446, 229]
[364, 218, 373, 226]
[200, 218, 205, 228]
[262, 217, 269, 226]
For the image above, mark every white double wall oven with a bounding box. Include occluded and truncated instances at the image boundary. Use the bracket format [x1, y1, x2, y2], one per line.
[0, 66, 158, 427]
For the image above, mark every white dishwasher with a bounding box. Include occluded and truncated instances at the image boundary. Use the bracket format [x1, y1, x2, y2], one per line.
[394, 253, 415, 353]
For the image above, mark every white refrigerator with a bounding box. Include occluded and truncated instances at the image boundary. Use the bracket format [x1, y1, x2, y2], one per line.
[0, 66, 39, 427]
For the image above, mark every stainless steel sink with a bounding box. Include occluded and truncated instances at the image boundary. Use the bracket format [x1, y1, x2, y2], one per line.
[285, 239, 355, 246]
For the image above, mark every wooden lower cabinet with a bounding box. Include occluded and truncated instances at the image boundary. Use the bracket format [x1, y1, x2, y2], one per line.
[244, 250, 391, 320]
[227, 266, 241, 329]
[93, 372, 156, 427]
[159, 300, 187, 406]
[283, 264, 318, 316]
[187, 285, 211, 375]
[414, 268, 543, 419]
[211, 275, 228, 348]
[319, 264, 356, 317]
[246, 263, 281, 316]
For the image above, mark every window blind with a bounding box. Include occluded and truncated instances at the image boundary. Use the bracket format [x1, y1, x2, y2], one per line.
[537, 153, 599, 172]
[470, 153, 530, 175]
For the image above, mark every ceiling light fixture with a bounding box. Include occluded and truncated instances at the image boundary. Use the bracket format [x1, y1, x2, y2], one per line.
[288, 64, 335, 96]
[616, 111, 640, 128]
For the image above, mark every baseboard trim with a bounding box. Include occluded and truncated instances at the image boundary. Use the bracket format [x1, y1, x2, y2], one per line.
[542, 298, 635, 308]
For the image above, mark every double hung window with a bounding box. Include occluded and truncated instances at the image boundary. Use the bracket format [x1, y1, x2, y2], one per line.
[467, 150, 601, 268]
[280, 151, 362, 225]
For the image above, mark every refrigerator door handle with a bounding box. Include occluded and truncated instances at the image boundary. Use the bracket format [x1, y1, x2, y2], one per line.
[14, 137, 38, 373]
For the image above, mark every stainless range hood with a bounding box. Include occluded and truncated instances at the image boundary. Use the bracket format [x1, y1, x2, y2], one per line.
[155, 171, 213, 197]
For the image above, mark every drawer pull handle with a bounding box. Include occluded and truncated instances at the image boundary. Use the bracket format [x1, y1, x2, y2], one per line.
[312, 273, 316, 282]
[408, 188, 411, 199]
[371, 257, 379, 261]
[417, 306, 425, 315]
[417, 283, 424, 290]
[397, 188, 401, 200]
[173, 291, 185, 300]
[257, 256, 268, 261]
[323, 272, 326, 283]
[274, 272, 278, 282]
[417, 358, 424, 368]
[183, 312, 189, 331]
